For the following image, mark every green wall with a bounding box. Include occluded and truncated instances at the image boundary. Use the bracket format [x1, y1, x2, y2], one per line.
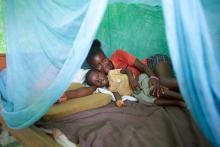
[0, 0, 5, 53]
[96, 3, 168, 59]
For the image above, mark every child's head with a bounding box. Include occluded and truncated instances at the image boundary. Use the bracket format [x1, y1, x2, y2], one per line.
[86, 39, 114, 74]
[85, 69, 109, 87]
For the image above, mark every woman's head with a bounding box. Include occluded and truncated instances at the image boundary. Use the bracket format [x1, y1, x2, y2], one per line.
[86, 39, 114, 74]
[85, 69, 109, 87]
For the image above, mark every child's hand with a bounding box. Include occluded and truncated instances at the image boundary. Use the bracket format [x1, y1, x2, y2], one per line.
[116, 100, 126, 107]
[149, 77, 160, 96]
[150, 84, 168, 98]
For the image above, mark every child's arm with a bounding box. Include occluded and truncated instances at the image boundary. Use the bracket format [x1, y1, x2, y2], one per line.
[65, 86, 97, 99]
[113, 92, 125, 107]
[133, 59, 163, 97]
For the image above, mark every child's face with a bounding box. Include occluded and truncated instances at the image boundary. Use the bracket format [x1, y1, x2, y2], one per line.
[89, 71, 109, 87]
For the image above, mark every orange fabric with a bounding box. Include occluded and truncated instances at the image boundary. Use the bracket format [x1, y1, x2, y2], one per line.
[0, 54, 6, 71]
[110, 49, 147, 77]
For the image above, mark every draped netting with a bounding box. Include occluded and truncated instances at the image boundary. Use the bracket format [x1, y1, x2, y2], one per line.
[162, 0, 220, 146]
[0, 1, 220, 146]
[0, 0, 108, 129]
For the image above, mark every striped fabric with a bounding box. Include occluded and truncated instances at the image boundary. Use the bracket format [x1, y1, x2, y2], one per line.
[147, 54, 170, 71]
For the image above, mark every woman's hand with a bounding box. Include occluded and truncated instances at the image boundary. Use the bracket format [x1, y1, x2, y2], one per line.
[128, 76, 140, 91]
[121, 68, 140, 91]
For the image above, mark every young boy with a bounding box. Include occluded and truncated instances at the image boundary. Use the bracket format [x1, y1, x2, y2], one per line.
[85, 69, 128, 107]
[85, 69, 186, 108]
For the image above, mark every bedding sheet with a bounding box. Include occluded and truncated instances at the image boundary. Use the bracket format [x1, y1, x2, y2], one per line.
[39, 102, 212, 147]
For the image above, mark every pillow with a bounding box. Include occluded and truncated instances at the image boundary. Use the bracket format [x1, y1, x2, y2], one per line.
[41, 83, 111, 122]
[67, 82, 84, 90]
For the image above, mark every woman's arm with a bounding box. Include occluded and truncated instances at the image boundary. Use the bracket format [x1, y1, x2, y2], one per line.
[65, 86, 97, 99]
[120, 68, 140, 91]
[133, 58, 155, 77]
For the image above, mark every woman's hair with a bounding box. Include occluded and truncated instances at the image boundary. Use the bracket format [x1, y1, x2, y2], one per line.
[92, 39, 101, 48]
[86, 39, 105, 64]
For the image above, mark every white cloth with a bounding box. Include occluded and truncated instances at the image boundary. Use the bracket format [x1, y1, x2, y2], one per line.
[52, 129, 77, 147]
[71, 69, 89, 83]
[95, 87, 137, 102]
[41, 128, 77, 147]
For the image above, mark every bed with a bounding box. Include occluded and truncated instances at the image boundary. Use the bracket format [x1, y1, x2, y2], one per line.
[0, 54, 212, 147]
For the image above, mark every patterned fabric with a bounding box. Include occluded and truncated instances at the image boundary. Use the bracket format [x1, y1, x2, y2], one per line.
[147, 54, 170, 71]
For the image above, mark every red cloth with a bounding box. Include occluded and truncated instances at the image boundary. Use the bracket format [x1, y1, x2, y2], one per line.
[110, 49, 147, 77]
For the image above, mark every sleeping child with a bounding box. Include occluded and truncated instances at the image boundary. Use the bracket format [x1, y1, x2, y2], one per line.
[85, 69, 186, 107]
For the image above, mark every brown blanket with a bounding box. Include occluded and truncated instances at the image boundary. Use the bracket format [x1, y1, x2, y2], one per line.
[39, 102, 212, 147]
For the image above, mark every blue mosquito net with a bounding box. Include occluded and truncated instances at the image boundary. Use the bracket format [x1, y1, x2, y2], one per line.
[162, 0, 220, 146]
[0, 0, 108, 129]
[1, 0, 220, 146]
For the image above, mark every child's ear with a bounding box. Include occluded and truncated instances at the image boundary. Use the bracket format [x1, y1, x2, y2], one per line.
[92, 39, 101, 48]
